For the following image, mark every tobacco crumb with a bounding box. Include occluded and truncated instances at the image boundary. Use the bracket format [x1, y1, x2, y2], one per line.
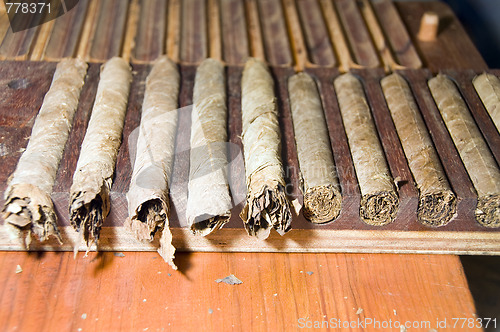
[114, 252, 125, 257]
[356, 308, 363, 315]
[306, 271, 313, 275]
[81, 313, 87, 320]
[15, 265, 22, 274]
[215, 274, 243, 285]
[208, 309, 213, 314]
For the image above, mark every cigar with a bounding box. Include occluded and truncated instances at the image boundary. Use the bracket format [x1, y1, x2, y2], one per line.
[334, 73, 398, 225]
[288, 72, 342, 223]
[70, 57, 132, 248]
[3, 58, 87, 246]
[429, 74, 500, 227]
[126, 56, 179, 268]
[239, 58, 292, 239]
[473, 73, 500, 132]
[186, 58, 232, 236]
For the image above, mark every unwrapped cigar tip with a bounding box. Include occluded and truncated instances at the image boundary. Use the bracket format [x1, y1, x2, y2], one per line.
[418, 11, 439, 42]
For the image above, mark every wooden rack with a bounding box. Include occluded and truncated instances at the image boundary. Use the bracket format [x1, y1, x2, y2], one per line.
[0, 0, 499, 254]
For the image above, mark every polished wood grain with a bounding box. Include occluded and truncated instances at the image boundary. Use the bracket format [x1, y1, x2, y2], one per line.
[0, 251, 479, 331]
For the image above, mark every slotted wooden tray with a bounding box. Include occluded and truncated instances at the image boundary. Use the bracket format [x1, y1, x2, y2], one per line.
[0, 0, 499, 254]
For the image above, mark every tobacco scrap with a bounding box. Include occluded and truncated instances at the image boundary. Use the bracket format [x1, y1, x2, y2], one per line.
[429, 74, 500, 227]
[239, 58, 292, 239]
[381, 73, 456, 227]
[3, 58, 87, 245]
[125, 56, 179, 269]
[473, 73, 500, 132]
[186, 58, 232, 235]
[288, 72, 342, 223]
[215, 274, 243, 285]
[70, 57, 132, 247]
[334, 73, 398, 225]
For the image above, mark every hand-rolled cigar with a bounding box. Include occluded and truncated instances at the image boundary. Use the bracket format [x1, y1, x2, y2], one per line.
[239, 58, 292, 239]
[334, 73, 398, 225]
[70, 57, 132, 246]
[381, 73, 456, 227]
[2, 58, 87, 245]
[186, 58, 232, 236]
[288, 72, 342, 223]
[125, 56, 179, 268]
[473, 73, 500, 132]
[429, 74, 500, 227]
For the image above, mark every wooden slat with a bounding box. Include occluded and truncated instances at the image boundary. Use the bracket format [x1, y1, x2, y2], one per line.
[334, 0, 379, 68]
[296, 0, 336, 67]
[132, 0, 167, 63]
[44, 0, 89, 60]
[166, 0, 181, 62]
[282, 0, 307, 71]
[257, 0, 292, 66]
[0, 13, 43, 61]
[244, 0, 265, 61]
[180, 0, 207, 64]
[371, 0, 422, 69]
[121, 0, 139, 63]
[318, 0, 353, 72]
[76, 0, 100, 59]
[0, 252, 479, 330]
[88, 0, 129, 61]
[220, 0, 249, 65]
[29, 21, 55, 61]
[208, 0, 222, 60]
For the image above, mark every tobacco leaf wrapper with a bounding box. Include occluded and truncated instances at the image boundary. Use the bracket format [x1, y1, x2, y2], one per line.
[381, 73, 456, 227]
[70, 57, 132, 246]
[473, 73, 500, 132]
[429, 74, 500, 227]
[288, 72, 341, 223]
[239, 58, 292, 239]
[186, 58, 232, 236]
[334, 73, 398, 225]
[3, 58, 87, 245]
[125, 56, 178, 268]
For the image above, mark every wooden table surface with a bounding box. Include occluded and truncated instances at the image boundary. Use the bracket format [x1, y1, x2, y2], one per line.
[0, 1, 494, 330]
[0, 252, 479, 331]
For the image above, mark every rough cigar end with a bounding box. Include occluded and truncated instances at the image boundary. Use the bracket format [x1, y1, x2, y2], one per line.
[3, 187, 63, 245]
[303, 185, 342, 224]
[70, 193, 106, 248]
[417, 191, 457, 227]
[240, 184, 292, 239]
[360, 191, 399, 226]
[476, 194, 500, 228]
[126, 199, 166, 242]
[190, 214, 230, 237]
[158, 226, 177, 270]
